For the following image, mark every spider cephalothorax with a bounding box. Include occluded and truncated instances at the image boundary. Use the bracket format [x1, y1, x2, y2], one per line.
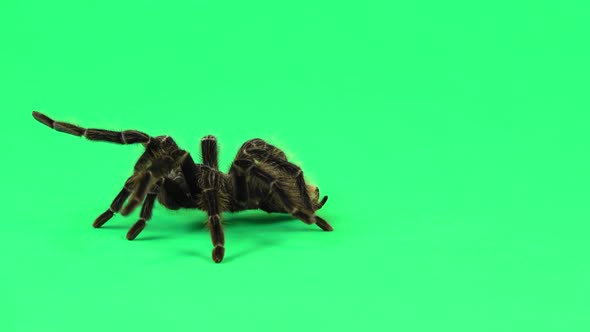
[32, 111, 332, 263]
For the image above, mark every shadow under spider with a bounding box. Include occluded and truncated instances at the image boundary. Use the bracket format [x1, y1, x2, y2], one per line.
[221, 213, 294, 227]
[98, 224, 128, 230]
[100, 213, 323, 262]
[99, 212, 308, 233]
[134, 235, 170, 241]
[186, 213, 319, 233]
[179, 213, 323, 262]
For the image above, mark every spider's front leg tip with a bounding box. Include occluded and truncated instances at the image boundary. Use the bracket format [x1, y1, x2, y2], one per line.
[212, 246, 225, 263]
[93, 210, 114, 228]
[126, 219, 146, 240]
[314, 216, 333, 232]
[32, 111, 54, 128]
[32, 111, 42, 119]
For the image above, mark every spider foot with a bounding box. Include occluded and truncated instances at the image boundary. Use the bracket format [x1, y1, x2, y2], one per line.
[314, 216, 333, 232]
[292, 209, 333, 231]
[93, 210, 114, 228]
[318, 195, 329, 209]
[126, 219, 146, 240]
[212, 246, 225, 263]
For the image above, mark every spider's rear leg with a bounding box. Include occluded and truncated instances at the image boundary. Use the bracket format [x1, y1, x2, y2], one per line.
[233, 159, 333, 231]
[126, 179, 164, 240]
[245, 148, 328, 211]
[291, 209, 333, 231]
[307, 185, 329, 210]
[93, 176, 136, 228]
[236, 138, 287, 161]
[318, 195, 328, 209]
[231, 139, 290, 209]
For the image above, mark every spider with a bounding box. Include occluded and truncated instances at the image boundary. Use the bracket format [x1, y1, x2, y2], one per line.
[32, 111, 332, 263]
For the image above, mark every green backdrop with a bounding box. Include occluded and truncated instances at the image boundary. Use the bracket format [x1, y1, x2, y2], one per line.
[2, 1, 589, 331]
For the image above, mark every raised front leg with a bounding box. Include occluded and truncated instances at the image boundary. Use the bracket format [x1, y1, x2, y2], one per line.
[32, 111, 151, 145]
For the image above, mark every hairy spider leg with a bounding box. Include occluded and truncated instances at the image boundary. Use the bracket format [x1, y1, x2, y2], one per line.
[229, 164, 249, 207]
[93, 176, 137, 228]
[200, 135, 225, 262]
[32, 111, 151, 144]
[318, 195, 329, 209]
[120, 135, 200, 216]
[123, 142, 204, 239]
[232, 139, 328, 211]
[230, 138, 287, 209]
[237, 138, 287, 160]
[232, 159, 333, 231]
[243, 148, 321, 211]
[127, 179, 164, 240]
[201, 135, 219, 170]
[32, 111, 185, 230]
[179, 151, 201, 198]
[121, 171, 153, 216]
[201, 170, 225, 262]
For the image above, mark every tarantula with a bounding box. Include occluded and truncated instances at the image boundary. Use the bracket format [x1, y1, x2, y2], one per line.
[32, 112, 332, 263]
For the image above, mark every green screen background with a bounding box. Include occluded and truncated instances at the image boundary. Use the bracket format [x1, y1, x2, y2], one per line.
[2, 1, 589, 331]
